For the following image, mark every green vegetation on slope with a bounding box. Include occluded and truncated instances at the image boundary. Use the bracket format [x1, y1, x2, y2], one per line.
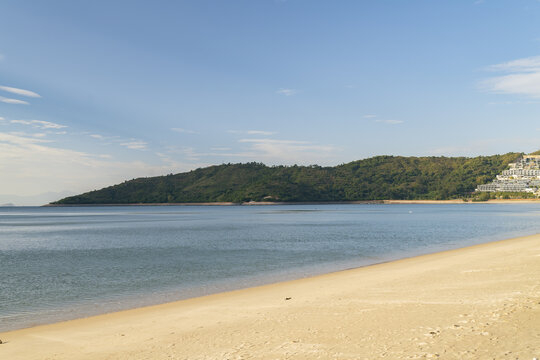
[52, 153, 521, 204]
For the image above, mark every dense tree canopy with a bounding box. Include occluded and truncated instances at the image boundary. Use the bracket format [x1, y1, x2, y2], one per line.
[52, 153, 521, 204]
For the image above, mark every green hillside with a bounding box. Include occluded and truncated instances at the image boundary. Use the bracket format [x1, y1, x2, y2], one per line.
[52, 153, 521, 204]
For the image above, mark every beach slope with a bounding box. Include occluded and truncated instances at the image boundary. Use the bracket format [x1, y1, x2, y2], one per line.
[1, 234, 539, 359]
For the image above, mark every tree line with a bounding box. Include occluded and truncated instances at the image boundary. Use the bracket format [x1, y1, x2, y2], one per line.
[52, 153, 522, 204]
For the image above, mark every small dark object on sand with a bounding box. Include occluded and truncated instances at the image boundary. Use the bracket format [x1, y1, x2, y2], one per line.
[285, 297, 292, 300]
[0, 339, 3, 344]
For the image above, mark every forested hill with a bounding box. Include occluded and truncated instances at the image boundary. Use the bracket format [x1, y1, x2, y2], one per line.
[52, 153, 521, 204]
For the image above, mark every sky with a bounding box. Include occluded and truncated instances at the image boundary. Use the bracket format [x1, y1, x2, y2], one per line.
[2, 0, 540, 204]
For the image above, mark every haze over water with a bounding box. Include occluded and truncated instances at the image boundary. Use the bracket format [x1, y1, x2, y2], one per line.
[2, 203, 540, 332]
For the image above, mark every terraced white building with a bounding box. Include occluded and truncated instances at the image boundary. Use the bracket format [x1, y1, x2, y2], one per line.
[476, 155, 540, 194]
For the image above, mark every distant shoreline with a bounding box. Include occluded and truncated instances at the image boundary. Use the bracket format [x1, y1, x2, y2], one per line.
[43, 200, 385, 207]
[43, 198, 540, 206]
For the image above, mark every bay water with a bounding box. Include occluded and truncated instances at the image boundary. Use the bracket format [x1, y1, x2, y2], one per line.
[2, 203, 540, 332]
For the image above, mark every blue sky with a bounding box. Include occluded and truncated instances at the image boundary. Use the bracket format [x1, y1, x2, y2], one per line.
[2, 0, 540, 203]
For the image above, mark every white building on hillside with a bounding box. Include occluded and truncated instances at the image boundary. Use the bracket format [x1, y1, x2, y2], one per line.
[476, 155, 540, 194]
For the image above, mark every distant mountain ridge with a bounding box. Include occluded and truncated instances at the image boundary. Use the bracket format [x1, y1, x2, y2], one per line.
[52, 153, 521, 204]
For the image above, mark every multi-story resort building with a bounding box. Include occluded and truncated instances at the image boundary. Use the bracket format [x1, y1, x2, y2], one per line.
[476, 155, 540, 194]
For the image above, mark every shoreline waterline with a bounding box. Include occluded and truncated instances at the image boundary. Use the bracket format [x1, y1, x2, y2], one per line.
[0, 235, 507, 332]
[3, 203, 540, 334]
[1, 232, 539, 359]
[41, 198, 540, 206]
[0, 233, 532, 330]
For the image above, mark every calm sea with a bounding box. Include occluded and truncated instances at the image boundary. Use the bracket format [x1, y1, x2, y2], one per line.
[1, 203, 540, 332]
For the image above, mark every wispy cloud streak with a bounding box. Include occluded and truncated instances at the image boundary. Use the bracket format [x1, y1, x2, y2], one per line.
[11, 119, 67, 129]
[172, 127, 197, 134]
[0, 97, 29, 105]
[0, 85, 41, 98]
[0, 132, 197, 199]
[120, 140, 148, 150]
[482, 56, 540, 98]
[375, 119, 404, 124]
[228, 130, 277, 136]
[236, 138, 336, 164]
[276, 88, 298, 96]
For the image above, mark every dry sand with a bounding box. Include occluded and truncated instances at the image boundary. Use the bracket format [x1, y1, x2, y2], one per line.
[1, 234, 539, 359]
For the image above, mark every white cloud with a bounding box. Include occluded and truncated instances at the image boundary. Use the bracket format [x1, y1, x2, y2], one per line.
[429, 137, 540, 157]
[235, 138, 337, 164]
[11, 119, 67, 129]
[487, 56, 540, 73]
[162, 137, 338, 166]
[8, 131, 51, 140]
[90, 134, 105, 139]
[276, 88, 298, 96]
[487, 100, 540, 105]
[0, 85, 41, 98]
[156, 149, 209, 168]
[375, 119, 404, 124]
[227, 130, 277, 136]
[239, 139, 311, 145]
[0, 97, 29, 105]
[171, 127, 197, 134]
[247, 130, 276, 135]
[482, 55, 540, 98]
[120, 140, 148, 150]
[0, 132, 51, 145]
[0, 132, 207, 200]
[175, 146, 200, 161]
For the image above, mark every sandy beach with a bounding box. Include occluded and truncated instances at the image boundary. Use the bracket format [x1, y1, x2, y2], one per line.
[384, 199, 540, 204]
[1, 234, 539, 359]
